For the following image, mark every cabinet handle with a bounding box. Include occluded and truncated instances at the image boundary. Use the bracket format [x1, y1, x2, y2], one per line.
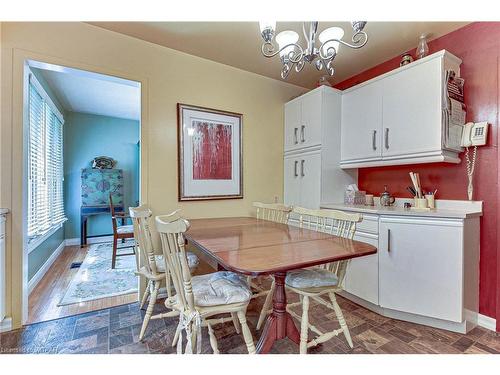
[294, 128, 298, 144]
[387, 228, 391, 252]
[384, 128, 390, 150]
[372, 130, 377, 150]
[301, 125, 305, 143]
[300, 159, 305, 177]
[294, 160, 298, 177]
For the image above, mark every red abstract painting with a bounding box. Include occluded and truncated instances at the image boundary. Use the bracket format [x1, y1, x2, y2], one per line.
[192, 121, 232, 180]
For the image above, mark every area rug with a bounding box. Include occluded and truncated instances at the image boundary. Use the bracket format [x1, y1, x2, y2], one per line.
[58, 241, 138, 306]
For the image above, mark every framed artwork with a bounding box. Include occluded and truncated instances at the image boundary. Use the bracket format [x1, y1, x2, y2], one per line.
[177, 103, 243, 201]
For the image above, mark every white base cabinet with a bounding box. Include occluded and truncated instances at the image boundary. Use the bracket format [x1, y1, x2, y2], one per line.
[328, 205, 481, 333]
[379, 216, 470, 323]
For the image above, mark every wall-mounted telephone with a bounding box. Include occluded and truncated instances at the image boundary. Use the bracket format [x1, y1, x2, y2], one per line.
[461, 122, 489, 201]
[461, 121, 488, 147]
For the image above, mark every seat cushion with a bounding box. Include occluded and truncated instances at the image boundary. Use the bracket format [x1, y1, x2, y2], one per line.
[191, 271, 252, 307]
[285, 268, 338, 289]
[116, 225, 134, 234]
[154, 252, 199, 273]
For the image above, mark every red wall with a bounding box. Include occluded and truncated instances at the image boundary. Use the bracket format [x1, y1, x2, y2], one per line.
[335, 22, 500, 327]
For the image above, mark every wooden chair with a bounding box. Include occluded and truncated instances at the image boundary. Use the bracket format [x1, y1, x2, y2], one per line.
[156, 212, 256, 354]
[284, 206, 362, 354]
[252, 202, 293, 330]
[110, 194, 135, 269]
[129, 206, 199, 341]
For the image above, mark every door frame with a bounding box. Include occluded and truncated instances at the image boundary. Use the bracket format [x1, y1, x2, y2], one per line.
[10, 48, 149, 327]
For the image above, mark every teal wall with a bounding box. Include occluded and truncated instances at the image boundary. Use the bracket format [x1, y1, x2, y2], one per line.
[28, 67, 66, 281]
[28, 227, 65, 280]
[64, 112, 140, 239]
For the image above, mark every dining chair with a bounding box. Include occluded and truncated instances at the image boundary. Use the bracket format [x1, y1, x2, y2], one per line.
[156, 212, 256, 354]
[129, 206, 199, 341]
[110, 194, 135, 269]
[259, 207, 363, 354]
[283, 206, 362, 354]
[252, 202, 293, 330]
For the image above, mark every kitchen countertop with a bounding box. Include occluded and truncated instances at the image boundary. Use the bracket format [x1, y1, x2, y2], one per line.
[321, 201, 483, 219]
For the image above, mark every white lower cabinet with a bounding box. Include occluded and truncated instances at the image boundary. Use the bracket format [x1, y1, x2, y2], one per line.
[344, 231, 379, 305]
[379, 216, 464, 322]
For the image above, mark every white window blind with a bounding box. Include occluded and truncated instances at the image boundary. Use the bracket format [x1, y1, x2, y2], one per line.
[28, 73, 66, 242]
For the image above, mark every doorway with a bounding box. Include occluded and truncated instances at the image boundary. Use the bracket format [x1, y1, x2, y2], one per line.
[23, 60, 142, 324]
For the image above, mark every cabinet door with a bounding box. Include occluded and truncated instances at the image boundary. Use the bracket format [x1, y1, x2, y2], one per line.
[343, 232, 379, 305]
[382, 57, 443, 158]
[300, 90, 322, 149]
[341, 81, 383, 162]
[379, 217, 463, 322]
[284, 99, 301, 152]
[297, 152, 321, 209]
[283, 156, 300, 206]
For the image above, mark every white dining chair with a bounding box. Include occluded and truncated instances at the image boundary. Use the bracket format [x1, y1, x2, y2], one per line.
[129, 206, 199, 340]
[283, 206, 362, 353]
[252, 202, 293, 330]
[155, 212, 256, 354]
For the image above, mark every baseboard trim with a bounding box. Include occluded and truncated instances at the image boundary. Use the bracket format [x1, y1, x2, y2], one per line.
[65, 236, 114, 246]
[477, 313, 497, 331]
[28, 240, 65, 295]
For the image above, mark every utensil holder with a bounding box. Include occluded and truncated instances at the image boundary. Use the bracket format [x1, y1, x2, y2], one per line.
[413, 198, 428, 209]
[425, 194, 435, 209]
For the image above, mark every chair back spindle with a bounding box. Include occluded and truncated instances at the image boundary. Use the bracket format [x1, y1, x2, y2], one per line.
[155, 212, 194, 313]
[292, 206, 362, 286]
[253, 202, 292, 224]
[129, 206, 159, 276]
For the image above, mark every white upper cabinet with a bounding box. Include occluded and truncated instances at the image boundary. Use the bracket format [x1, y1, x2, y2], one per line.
[382, 56, 442, 158]
[284, 89, 323, 152]
[340, 50, 462, 169]
[284, 99, 301, 152]
[341, 80, 383, 162]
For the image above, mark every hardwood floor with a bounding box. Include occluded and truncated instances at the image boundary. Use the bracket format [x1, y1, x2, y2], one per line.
[28, 244, 137, 324]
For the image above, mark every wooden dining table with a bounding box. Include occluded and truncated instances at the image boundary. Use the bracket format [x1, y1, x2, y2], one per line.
[185, 217, 377, 354]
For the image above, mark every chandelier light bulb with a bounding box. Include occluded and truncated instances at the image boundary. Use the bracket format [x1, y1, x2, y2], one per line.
[319, 26, 345, 54]
[259, 21, 276, 43]
[276, 30, 300, 59]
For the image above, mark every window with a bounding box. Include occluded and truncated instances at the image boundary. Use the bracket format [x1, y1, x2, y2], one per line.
[27, 72, 66, 245]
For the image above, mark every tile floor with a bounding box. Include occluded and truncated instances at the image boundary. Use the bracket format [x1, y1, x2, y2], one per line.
[1, 294, 499, 354]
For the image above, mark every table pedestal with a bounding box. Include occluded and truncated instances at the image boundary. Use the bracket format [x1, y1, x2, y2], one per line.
[256, 272, 300, 353]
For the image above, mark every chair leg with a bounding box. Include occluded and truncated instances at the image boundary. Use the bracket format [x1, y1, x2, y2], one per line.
[300, 295, 310, 354]
[329, 292, 353, 348]
[139, 280, 151, 310]
[139, 281, 159, 341]
[231, 312, 241, 334]
[111, 236, 118, 269]
[237, 310, 256, 354]
[207, 322, 219, 354]
[256, 279, 275, 330]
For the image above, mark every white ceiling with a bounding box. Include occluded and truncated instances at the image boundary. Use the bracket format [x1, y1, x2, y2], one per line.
[90, 21, 469, 88]
[31, 62, 141, 121]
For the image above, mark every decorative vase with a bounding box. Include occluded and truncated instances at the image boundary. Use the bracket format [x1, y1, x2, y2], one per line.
[416, 34, 429, 59]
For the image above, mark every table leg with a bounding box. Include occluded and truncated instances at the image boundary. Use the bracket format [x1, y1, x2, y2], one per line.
[256, 272, 300, 354]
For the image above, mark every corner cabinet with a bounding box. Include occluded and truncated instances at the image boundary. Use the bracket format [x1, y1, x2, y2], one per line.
[284, 86, 356, 209]
[340, 50, 463, 169]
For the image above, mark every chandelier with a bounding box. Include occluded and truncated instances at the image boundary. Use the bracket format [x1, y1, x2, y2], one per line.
[259, 21, 368, 79]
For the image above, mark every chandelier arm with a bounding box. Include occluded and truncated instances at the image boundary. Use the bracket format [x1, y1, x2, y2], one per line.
[318, 31, 368, 60]
[261, 42, 305, 64]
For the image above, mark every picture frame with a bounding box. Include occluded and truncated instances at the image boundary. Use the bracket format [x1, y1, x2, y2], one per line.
[177, 103, 243, 201]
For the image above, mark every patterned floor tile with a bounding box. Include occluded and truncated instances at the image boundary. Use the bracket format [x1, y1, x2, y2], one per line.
[1, 294, 499, 355]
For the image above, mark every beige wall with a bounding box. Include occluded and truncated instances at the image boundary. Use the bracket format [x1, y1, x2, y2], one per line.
[0, 22, 306, 328]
